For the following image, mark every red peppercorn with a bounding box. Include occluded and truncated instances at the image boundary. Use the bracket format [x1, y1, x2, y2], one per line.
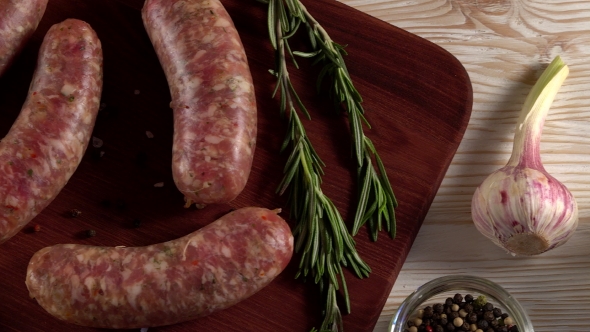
[33, 224, 41, 232]
[425, 326, 433, 332]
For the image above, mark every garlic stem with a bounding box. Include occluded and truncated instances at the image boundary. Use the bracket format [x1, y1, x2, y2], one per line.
[507, 56, 569, 169]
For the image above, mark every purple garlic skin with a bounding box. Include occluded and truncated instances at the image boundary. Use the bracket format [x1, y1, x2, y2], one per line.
[471, 165, 578, 256]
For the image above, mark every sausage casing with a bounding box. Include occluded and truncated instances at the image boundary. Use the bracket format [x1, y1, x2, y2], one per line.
[0, 0, 48, 76]
[0, 19, 103, 244]
[142, 0, 258, 207]
[26, 207, 294, 329]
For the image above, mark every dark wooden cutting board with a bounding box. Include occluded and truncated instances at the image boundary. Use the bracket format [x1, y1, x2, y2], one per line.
[0, 0, 472, 331]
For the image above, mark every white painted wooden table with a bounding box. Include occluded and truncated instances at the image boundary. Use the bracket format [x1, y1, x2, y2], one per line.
[334, 0, 590, 331]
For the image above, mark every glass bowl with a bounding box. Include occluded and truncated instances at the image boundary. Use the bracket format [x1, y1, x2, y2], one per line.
[389, 275, 534, 332]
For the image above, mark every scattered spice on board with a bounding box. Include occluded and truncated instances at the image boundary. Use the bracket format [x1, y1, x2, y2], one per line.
[69, 209, 82, 217]
[86, 229, 96, 237]
[33, 224, 41, 232]
[92, 136, 103, 148]
[405, 293, 519, 332]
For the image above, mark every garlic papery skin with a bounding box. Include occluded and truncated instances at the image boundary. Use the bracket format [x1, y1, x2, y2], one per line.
[471, 56, 579, 256]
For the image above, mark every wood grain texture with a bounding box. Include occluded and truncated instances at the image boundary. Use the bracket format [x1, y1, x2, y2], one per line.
[337, 1, 590, 331]
[0, 0, 471, 331]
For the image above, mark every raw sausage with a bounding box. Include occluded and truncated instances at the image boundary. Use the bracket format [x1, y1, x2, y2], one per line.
[0, 19, 103, 244]
[0, 0, 48, 77]
[142, 0, 257, 207]
[26, 207, 294, 329]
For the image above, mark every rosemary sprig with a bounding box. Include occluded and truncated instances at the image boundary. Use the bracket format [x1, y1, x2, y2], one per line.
[264, 0, 370, 330]
[298, 4, 398, 241]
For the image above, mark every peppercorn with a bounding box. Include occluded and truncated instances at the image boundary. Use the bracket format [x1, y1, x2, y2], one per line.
[489, 319, 499, 328]
[459, 309, 468, 318]
[445, 298, 454, 306]
[425, 326, 433, 332]
[453, 317, 463, 327]
[450, 311, 460, 320]
[461, 321, 470, 331]
[423, 306, 434, 318]
[473, 295, 487, 310]
[33, 224, 41, 232]
[464, 294, 474, 303]
[407, 320, 416, 327]
[445, 307, 453, 315]
[464, 303, 474, 313]
[501, 313, 509, 320]
[446, 322, 456, 331]
[70, 209, 82, 217]
[86, 229, 96, 237]
[432, 313, 440, 321]
[503, 317, 514, 326]
[434, 325, 444, 332]
[483, 311, 494, 321]
[486, 328, 494, 332]
[483, 303, 494, 312]
[493, 308, 502, 317]
[423, 318, 432, 326]
[497, 326, 508, 332]
[451, 304, 460, 312]
[453, 293, 463, 303]
[509, 326, 519, 332]
[433, 303, 444, 314]
[440, 318, 448, 326]
[477, 320, 489, 329]
[467, 313, 478, 323]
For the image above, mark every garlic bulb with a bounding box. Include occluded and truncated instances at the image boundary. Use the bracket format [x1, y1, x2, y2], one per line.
[471, 56, 578, 256]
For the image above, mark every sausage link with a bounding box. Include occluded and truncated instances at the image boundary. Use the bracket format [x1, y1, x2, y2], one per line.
[26, 207, 294, 329]
[0, 19, 103, 244]
[0, 0, 48, 77]
[142, 0, 257, 207]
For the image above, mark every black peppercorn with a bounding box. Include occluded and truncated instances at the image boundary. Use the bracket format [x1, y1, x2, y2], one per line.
[497, 326, 509, 332]
[440, 318, 448, 326]
[501, 313, 509, 319]
[446, 322, 456, 331]
[450, 311, 459, 319]
[407, 320, 415, 328]
[493, 308, 503, 317]
[484, 303, 494, 311]
[445, 298, 454, 306]
[423, 306, 434, 318]
[490, 319, 499, 328]
[464, 303, 474, 313]
[483, 311, 495, 321]
[477, 319, 489, 329]
[461, 322, 470, 330]
[486, 328, 494, 332]
[432, 313, 441, 321]
[464, 294, 474, 303]
[434, 325, 444, 332]
[453, 293, 463, 304]
[433, 303, 444, 314]
[509, 326, 519, 332]
[467, 313, 478, 324]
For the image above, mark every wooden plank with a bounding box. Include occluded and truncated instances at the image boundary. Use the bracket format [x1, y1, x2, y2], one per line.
[338, 1, 590, 331]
